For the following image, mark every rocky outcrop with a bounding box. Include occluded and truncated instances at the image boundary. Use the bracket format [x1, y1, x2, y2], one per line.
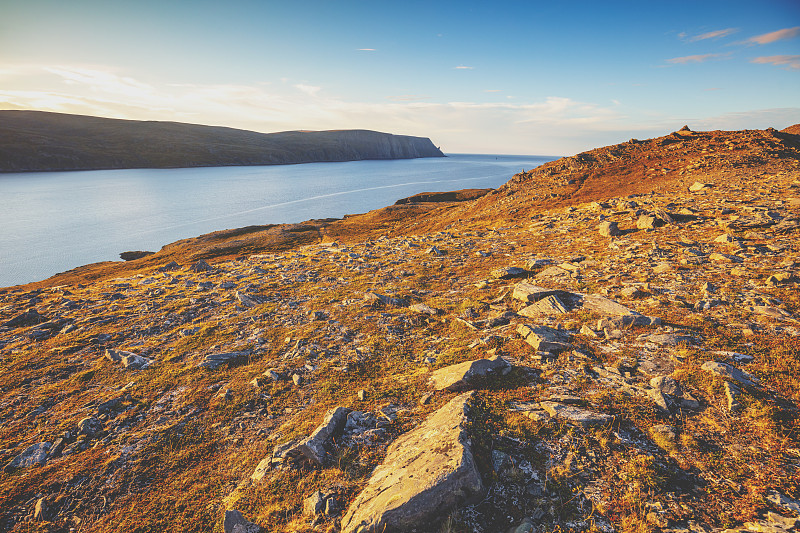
[340, 392, 483, 533]
[0, 111, 444, 172]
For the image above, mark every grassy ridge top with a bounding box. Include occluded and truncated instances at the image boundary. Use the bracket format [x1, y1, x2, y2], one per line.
[0, 111, 444, 172]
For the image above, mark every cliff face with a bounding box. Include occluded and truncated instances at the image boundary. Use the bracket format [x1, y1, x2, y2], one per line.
[0, 111, 444, 172]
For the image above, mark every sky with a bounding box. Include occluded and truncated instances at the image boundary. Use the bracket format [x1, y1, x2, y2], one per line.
[1, 0, 799, 155]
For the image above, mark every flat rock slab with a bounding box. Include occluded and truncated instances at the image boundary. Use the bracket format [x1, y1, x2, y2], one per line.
[701, 361, 760, 389]
[340, 392, 483, 533]
[539, 402, 614, 427]
[512, 283, 561, 303]
[517, 324, 572, 353]
[519, 294, 568, 317]
[429, 355, 510, 391]
[646, 333, 698, 346]
[581, 294, 640, 317]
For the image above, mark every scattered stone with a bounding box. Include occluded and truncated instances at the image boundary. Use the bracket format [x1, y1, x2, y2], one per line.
[689, 181, 712, 192]
[197, 351, 250, 369]
[273, 407, 350, 468]
[105, 349, 153, 370]
[429, 355, 511, 391]
[364, 292, 408, 307]
[517, 324, 572, 353]
[303, 491, 326, 516]
[77, 416, 102, 437]
[189, 260, 213, 272]
[539, 401, 614, 427]
[340, 393, 483, 533]
[3, 309, 47, 328]
[723, 382, 741, 412]
[409, 303, 441, 315]
[511, 283, 561, 303]
[598, 221, 621, 237]
[646, 333, 697, 346]
[519, 294, 568, 317]
[701, 361, 760, 389]
[491, 266, 527, 279]
[6, 442, 51, 470]
[223, 510, 261, 533]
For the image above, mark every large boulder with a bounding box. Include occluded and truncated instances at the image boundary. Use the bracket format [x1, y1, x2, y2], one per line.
[272, 407, 351, 468]
[340, 392, 483, 533]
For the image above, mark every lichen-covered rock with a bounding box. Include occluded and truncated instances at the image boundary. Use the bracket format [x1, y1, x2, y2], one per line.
[429, 355, 510, 391]
[340, 392, 483, 533]
[517, 324, 572, 352]
[272, 407, 350, 467]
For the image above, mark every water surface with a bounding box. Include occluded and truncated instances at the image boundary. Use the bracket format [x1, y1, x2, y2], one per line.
[0, 154, 554, 286]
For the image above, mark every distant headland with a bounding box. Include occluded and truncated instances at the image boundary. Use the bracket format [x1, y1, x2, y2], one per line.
[0, 110, 445, 172]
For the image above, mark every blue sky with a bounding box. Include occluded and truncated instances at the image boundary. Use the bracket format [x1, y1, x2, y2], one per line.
[1, 0, 798, 154]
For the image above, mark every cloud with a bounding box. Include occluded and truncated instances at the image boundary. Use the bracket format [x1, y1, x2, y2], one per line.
[357, 48, 376, 51]
[666, 53, 726, 64]
[745, 26, 800, 45]
[483, 89, 501, 93]
[294, 84, 321, 96]
[386, 95, 432, 101]
[454, 65, 474, 70]
[752, 55, 800, 69]
[688, 28, 738, 41]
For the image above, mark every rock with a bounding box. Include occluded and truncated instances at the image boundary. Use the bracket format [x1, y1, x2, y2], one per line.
[197, 351, 250, 369]
[689, 181, 712, 192]
[236, 291, 260, 308]
[598, 221, 620, 237]
[581, 294, 644, 318]
[340, 392, 483, 533]
[189, 260, 213, 272]
[518, 294, 568, 317]
[637, 215, 661, 230]
[3, 309, 47, 328]
[292, 373, 303, 386]
[491, 266, 527, 279]
[77, 416, 102, 437]
[303, 491, 326, 516]
[429, 355, 511, 391]
[105, 349, 152, 369]
[159, 261, 180, 272]
[364, 292, 408, 307]
[6, 442, 51, 470]
[511, 283, 561, 303]
[508, 517, 536, 533]
[33, 497, 51, 521]
[723, 381, 741, 411]
[517, 324, 572, 353]
[767, 491, 800, 515]
[223, 510, 261, 533]
[273, 407, 350, 467]
[701, 361, 760, 389]
[250, 457, 272, 483]
[539, 402, 614, 427]
[409, 303, 441, 315]
[646, 333, 697, 346]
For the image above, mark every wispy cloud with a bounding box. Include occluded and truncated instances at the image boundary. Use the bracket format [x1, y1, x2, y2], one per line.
[666, 53, 726, 64]
[483, 89, 501, 93]
[688, 28, 738, 41]
[752, 55, 800, 69]
[294, 84, 321, 96]
[745, 26, 800, 45]
[454, 65, 474, 70]
[386, 95, 431, 101]
[357, 48, 376, 51]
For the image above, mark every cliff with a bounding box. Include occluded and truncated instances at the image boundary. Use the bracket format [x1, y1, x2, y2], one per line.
[0, 110, 444, 172]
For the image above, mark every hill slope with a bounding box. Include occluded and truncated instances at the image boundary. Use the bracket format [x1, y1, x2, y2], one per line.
[0, 110, 444, 172]
[1, 125, 799, 533]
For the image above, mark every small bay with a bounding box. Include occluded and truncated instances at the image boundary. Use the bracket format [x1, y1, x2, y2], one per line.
[0, 153, 554, 287]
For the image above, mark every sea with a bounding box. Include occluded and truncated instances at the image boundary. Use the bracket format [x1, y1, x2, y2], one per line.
[0, 153, 555, 287]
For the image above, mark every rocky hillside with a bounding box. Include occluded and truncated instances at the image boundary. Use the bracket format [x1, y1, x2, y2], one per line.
[1, 125, 799, 533]
[0, 111, 444, 172]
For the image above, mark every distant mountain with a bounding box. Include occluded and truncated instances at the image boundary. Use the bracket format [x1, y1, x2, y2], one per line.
[0, 110, 444, 172]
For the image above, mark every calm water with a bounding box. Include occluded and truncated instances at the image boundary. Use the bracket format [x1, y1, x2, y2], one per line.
[0, 154, 554, 287]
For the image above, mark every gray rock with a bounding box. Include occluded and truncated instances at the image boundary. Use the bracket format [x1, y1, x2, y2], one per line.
[3, 309, 48, 328]
[223, 510, 261, 533]
[491, 266, 527, 279]
[303, 490, 326, 516]
[340, 392, 483, 533]
[539, 402, 614, 427]
[273, 407, 351, 467]
[511, 283, 561, 303]
[429, 355, 511, 391]
[197, 351, 250, 369]
[519, 294, 568, 317]
[77, 416, 102, 437]
[598, 221, 620, 237]
[409, 303, 441, 315]
[701, 361, 760, 389]
[189, 260, 213, 272]
[646, 333, 697, 346]
[581, 294, 641, 317]
[517, 324, 572, 353]
[105, 349, 153, 370]
[7, 442, 51, 469]
[364, 292, 408, 307]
